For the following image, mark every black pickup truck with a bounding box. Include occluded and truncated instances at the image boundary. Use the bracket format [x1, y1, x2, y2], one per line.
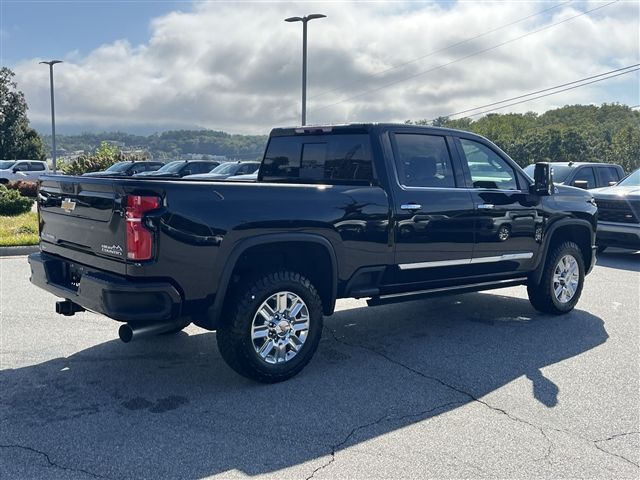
[29, 124, 598, 382]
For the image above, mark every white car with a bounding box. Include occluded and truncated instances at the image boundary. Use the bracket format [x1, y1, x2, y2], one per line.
[0, 160, 50, 184]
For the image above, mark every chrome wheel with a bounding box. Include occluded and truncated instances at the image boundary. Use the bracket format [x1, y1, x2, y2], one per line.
[251, 291, 310, 365]
[552, 254, 579, 304]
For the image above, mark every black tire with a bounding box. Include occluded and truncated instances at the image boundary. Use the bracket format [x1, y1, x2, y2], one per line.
[527, 241, 585, 315]
[216, 271, 324, 383]
[597, 245, 607, 254]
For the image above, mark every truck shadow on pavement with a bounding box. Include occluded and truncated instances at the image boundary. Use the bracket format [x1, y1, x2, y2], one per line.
[1, 292, 608, 479]
[596, 249, 640, 272]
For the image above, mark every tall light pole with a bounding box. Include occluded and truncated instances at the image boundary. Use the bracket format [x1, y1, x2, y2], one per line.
[39, 60, 63, 173]
[285, 14, 326, 126]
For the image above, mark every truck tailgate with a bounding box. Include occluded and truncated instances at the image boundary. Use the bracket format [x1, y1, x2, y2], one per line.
[38, 176, 127, 273]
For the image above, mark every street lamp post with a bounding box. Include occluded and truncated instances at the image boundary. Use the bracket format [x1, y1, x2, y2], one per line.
[39, 60, 63, 173]
[285, 14, 326, 126]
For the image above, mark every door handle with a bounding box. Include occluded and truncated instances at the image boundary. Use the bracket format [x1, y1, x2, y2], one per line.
[401, 203, 422, 211]
[477, 204, 494, 210]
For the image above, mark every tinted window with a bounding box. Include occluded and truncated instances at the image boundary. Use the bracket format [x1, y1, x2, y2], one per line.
[460, 139, 518, 190]
[596, 166, 621, 186]
[262, 134, 373, 184]
[193, 162, 216, 174]
[130, 164, 147, 174]
[29, 162, 46, 171]
[393, 134, 456, 188]
[573, 167, 596, 189]
[239, 163, 259, 174]
[13, 162, 29, 172]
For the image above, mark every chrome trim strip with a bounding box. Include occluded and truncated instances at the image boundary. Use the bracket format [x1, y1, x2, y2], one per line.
[378, 277, 529, 300]
[398, 252, 533, 270]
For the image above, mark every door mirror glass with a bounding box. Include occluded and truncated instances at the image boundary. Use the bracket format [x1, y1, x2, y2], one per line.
[532, 162, 553, 195]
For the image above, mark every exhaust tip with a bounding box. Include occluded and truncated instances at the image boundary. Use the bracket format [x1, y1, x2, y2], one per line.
[118, 324, 134, 343]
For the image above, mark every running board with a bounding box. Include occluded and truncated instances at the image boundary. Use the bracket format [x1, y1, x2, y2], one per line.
[367, 277, 528, 307]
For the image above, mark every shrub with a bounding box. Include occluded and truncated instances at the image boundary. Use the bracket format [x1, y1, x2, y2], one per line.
[0, 185, 34, 216]
[7, 180, 38, 198]
[61, 141, 149, 175]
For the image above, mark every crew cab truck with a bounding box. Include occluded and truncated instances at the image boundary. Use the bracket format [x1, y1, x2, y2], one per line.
[28, 124, 598, 383]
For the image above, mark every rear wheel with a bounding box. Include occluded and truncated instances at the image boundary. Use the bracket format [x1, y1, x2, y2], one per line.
[527, 241, 585, 314]
[217, 271, 323, 383]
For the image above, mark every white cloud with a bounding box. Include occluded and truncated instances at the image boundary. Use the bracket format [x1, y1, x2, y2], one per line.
[12, 0, 640, 134]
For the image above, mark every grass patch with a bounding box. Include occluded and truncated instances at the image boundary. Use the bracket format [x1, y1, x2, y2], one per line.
[0, 211, 39, 246]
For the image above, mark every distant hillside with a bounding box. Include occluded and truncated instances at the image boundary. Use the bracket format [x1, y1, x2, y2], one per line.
[43, 130, 269, 161]
[413, 103, 640, 172]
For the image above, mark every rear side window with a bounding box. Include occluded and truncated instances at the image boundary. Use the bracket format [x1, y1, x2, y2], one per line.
[261, 134, 374, 184]
[597, 166, 621, 186]
[392, 134, 456, 188]
[29, 162, 46, 171]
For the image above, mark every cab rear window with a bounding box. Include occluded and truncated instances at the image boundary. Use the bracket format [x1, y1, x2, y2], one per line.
[261, 134, 374, 184]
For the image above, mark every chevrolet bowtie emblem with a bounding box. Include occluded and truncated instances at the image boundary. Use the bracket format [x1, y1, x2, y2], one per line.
[61, 198, 76, 213]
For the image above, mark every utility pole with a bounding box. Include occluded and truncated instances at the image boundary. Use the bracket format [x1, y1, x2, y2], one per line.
[39, 60, 63, 173]
[284, 14, 326, 125]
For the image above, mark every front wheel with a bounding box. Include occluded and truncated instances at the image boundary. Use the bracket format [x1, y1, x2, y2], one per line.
[527, 241, 585, 314]
[216, 271, 324, 383]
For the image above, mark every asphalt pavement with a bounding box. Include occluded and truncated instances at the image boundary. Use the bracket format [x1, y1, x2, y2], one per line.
[0, 251, 638, 479]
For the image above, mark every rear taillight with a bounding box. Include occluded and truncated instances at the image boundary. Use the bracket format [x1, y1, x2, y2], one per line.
[126, 195, 160, 261]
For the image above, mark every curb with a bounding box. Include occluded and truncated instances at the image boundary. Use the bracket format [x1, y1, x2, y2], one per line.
[0, 245, 39, 257]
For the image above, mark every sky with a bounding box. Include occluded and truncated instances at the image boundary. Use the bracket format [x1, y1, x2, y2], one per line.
[1, 0, 639, 135]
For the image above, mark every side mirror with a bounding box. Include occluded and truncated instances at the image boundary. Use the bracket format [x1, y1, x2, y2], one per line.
[531, 162, 553, 196]
[608, 181, 617, 186]
[573, 180, 589, 190]
[12, 167, 19, 173]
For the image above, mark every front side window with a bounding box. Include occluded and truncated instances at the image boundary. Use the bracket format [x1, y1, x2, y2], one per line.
[393, 134, 456, 188]
[459, 139, 518, 190]
[13, 162, 29, 172]
[573, 167, 596, 189]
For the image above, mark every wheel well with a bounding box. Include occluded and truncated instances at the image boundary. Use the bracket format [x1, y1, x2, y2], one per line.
[228, 241, 335, 315]
[548, 224, 592, 268]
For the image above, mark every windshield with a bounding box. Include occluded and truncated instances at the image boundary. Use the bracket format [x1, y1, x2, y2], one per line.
[523, 164, 574, 183]
[154, 161, 185, 173]
[105, 162, 132, 173]
[0, 161, 16, 170]
[618, 168, 640, 187]
[210, 163, 240, 175]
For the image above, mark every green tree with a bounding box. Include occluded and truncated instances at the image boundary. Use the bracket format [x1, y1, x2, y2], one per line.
[0, 67, 46, 160]
[609, 126, 640, 173]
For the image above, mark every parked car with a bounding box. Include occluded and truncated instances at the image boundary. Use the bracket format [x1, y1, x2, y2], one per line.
[0, 160, 49, 184]
[82, 161, 164, 177]
[29, 124, 597, 383]
[591, 168, 640, 252]
[226, 172, 258, 182]
[184, 161, 260, 180]
[523, 162, 624, 190]
[133, 160, 220, 178]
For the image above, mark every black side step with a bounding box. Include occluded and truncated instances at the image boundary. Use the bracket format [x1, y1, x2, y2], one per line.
[367, 277, 528, 307]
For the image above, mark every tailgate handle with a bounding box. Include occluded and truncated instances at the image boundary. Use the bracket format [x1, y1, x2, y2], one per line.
[401, 203, 422, 211]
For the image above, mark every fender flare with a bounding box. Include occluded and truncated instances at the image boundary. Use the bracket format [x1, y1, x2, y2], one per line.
[530, 218, 595, 285]
[207, 233, 339, 328]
